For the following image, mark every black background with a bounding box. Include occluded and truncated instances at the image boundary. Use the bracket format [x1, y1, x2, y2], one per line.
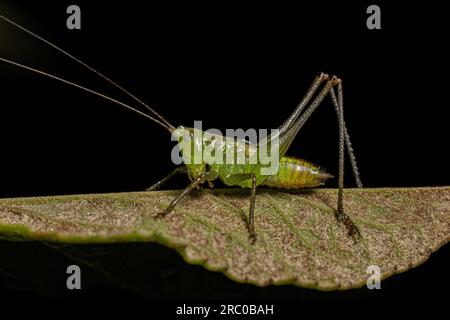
[0, 0, 448, 316]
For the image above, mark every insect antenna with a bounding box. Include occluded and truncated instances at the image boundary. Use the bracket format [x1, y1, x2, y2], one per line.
[0, 56, 174, 133]
[0, 13, 175, 131]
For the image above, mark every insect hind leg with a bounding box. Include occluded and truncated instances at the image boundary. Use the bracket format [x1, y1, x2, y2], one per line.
[332, 78, 361, 239]
[279, 75, 362, 239]
[279, 72, 329, 134]
[330, 85, 363, 188]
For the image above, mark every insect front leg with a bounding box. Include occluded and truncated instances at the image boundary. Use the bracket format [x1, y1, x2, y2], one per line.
[146, 166, 186, 191]
[154, 172, 206, 219]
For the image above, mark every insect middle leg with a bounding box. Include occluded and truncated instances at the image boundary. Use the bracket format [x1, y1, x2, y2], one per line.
[224, 173, 257, 244]
[154, 172, 206, 218]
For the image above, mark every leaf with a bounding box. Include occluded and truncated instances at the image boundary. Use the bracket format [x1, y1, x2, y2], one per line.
[0, 187, 449, 290]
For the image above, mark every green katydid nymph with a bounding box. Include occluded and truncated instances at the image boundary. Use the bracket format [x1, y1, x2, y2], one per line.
[0, 14, 363, 244]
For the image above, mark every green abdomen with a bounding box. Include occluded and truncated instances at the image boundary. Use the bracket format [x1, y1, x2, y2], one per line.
[262, 156, 332, 189]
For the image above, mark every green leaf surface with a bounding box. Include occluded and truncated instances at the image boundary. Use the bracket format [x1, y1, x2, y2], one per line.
[0, 187, 449, 290]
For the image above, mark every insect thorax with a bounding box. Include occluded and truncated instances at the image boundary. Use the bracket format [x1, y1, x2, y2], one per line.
[172, 126, 261, 182]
